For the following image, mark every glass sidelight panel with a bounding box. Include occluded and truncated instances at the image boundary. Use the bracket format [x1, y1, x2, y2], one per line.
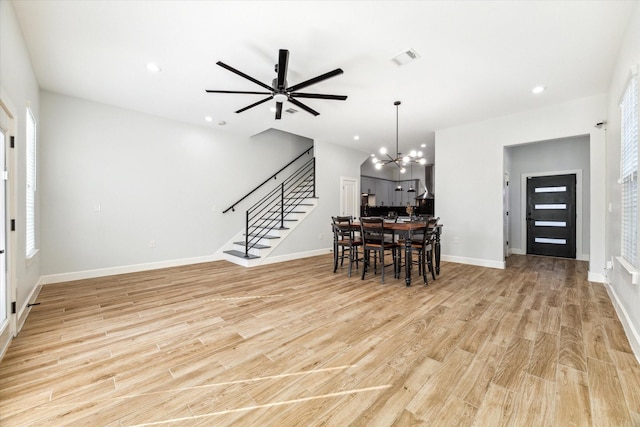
[535, 237, 567, 244]
[535, 221, 567, 227]
[534, 204, 567, 210]
[535, 186, 567, 193]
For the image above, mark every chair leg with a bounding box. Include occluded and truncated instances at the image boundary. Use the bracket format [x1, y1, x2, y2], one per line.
[427, 248, 436, 280]
[333, 242, 339, 273]
[380, 250, 385, 284]
[361, 250, 368, 280]
[421, 249, 428, 285]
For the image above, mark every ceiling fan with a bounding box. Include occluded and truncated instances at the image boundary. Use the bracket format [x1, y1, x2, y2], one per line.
[206, 49, 347, 119]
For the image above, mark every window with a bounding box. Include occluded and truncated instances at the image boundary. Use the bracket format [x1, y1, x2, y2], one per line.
[620, 76, 639, 267]
[26, 108, 37, 257]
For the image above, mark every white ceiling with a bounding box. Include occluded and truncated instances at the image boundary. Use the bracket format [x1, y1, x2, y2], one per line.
[11, 0, 637, 161]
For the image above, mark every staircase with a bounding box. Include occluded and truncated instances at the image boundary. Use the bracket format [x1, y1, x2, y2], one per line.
[221, 155, 317, 267]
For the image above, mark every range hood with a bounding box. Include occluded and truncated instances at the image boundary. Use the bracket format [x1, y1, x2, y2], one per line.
[415, 164, 435, 199]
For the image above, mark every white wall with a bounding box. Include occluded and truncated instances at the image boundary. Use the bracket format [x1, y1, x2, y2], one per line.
[436, 94, 606, 274]
[0, 0, 42, 319]
[506, 135, 591, 258]
[39, 91, 314, 275]
[604, 2, 640, 358]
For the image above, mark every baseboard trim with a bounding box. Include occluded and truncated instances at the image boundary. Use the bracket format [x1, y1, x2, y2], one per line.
[17, 276, 43, 334]
[41, 254, 224, 285]
[603, 281, 640, 363]
[440, 255, 505, 270]
[510, 248, 589, 262]
[40, 249, 335, 284]
[261, 248, 333, 265]
[587, 270, 606, 283]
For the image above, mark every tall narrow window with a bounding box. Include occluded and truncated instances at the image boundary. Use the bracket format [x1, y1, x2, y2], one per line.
[620, 76, 639, 267]
[26, 108, 37, 257]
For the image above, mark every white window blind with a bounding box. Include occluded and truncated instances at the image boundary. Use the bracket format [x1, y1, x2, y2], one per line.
[26, 108, 37, 257]
[620, 76, 638, 267]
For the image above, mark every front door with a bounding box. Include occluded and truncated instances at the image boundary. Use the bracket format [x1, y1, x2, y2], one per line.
[526, 174, 576, 258]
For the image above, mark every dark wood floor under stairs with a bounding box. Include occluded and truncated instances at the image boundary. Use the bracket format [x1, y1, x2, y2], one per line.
[0, 254, 639, 426]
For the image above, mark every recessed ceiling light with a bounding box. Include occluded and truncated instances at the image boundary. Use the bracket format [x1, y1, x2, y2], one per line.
[205, 116, 213, 122]
[270, 107, 277, 112]
[146, 63, 161, 72]
[420, 143, 426, 148]
[354, 135, 360, 140]
[532, 85, 546, 94]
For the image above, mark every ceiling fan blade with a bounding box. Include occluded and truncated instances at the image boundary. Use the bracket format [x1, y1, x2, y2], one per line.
[206, 89, 271, 95]
[290, 92, 347, 100]
[275, 102, 283, 120]
[288, 97, 320, 116]
[216, 61, 273, 92]
[287, 68, 344, 92]
[276, 49, 289, 91]
[235, 95, 273, 113]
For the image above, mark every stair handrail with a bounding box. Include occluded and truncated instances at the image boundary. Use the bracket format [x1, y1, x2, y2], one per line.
[223, 147, 313, 213]
[242, 157, 315, 257]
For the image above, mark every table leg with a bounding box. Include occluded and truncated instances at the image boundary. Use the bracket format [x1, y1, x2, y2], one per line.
[405, 232, 412, 286]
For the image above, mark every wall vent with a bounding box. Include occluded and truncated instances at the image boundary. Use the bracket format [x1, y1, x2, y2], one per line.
[285, 108, 298, 114]
[391, 48, 421, 66]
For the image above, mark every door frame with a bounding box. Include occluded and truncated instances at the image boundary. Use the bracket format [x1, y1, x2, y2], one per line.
[0, 88, 17, 359]
[520, 169, 585, 260]
[503, 172, 510, 258]
[339, 176, 359, 219]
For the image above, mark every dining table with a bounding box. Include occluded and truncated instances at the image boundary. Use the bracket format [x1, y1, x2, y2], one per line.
[349, 219, 443, 286]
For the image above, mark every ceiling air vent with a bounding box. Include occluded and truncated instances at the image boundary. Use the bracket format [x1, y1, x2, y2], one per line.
[285, 108, 298, 114]
[391, 48, 421, 66]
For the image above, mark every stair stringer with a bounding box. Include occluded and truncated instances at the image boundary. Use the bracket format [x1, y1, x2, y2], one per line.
[219, 198, 318, 267]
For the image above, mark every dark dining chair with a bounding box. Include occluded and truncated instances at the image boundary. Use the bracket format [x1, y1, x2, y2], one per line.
[331, 216, 362, 277]
[398, 217, 439, 284]
[359, 217, 400, 284]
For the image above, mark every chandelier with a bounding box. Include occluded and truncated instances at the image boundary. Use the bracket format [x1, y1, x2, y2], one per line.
[371, 101, 427, 173]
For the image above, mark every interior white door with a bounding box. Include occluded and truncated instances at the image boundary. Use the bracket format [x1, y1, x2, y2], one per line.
[340, 177, 358, 218]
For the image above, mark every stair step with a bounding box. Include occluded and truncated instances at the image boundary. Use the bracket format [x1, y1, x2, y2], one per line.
[233, 242, 271, 249]
[244, 234, 280, 239]
[257, 217, 299, 222]
[251, 226, 290, 231]
[224, 250, 260, 259]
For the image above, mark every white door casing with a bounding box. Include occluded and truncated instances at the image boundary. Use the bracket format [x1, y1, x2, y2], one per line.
[340, 176, 358, 219]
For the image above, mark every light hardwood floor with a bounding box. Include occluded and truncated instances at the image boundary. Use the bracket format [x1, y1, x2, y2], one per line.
[1, 254, 639, 426]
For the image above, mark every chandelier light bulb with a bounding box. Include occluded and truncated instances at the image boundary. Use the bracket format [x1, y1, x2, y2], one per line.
[409, 150, 417, 157]
[375, 163, 382, 170]
[417, 151, 423, 157]
[380, 147, 387, 155]
[400, 167, 406, 173]
[402, 156, 410, 163]
[419, 158, 427, 165]
[372, 157, 378, 163]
